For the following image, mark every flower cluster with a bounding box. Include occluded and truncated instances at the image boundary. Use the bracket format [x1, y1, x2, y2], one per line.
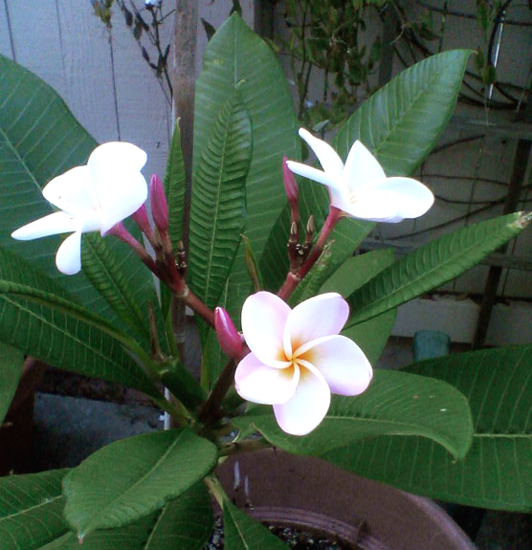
[12, 129, 433, 435]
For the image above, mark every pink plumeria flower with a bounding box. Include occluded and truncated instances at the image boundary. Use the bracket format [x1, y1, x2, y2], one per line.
[235, 291, 372, 436]
[12, 142, 148, 275]
[286, 128, 434, 223]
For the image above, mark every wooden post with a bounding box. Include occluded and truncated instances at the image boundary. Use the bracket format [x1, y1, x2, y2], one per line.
[172, 0, 198, 253]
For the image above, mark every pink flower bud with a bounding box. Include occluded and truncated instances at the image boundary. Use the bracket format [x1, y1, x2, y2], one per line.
[150, 174, 169, 233]
[214, 307, 243, 359]
[283, 156, 298, 205]
[132, 204, 153, 239]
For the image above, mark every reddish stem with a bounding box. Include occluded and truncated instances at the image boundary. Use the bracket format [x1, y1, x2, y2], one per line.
[277, 206, 342, 301]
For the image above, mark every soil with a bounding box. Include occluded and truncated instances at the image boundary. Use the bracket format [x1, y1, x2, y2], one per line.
[203, 516, 345, 550]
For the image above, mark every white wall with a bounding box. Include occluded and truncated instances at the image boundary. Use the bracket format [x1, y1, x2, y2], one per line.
[0, 0, 254, 181]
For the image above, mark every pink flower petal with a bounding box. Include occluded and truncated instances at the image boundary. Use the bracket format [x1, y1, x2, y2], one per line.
[55, 231, 82, 275]
[235, 352, 299, 405]
[298, 129, 344, 180]
[341, 140, 386, 193]
[273, 364, 330, 435]
[297, 335, 372, 396]
[242, 292, 291, 368]
[285, 293, 348, 355]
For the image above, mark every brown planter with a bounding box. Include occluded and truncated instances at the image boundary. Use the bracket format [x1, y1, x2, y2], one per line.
[0, 357, 46, 476]
[218, 449, 476, 550]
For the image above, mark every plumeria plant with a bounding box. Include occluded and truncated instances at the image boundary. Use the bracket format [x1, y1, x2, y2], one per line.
[1, 13, 531, 550]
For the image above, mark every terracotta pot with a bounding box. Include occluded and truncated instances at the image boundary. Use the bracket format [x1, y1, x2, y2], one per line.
[0, 357, 46, 476]
[218, 449, 476, 550]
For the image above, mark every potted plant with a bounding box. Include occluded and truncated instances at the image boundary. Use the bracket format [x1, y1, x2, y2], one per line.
[0, 12, 530, 550]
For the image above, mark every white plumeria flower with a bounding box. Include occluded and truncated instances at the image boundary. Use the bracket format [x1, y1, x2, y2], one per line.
[286, 128, 434, 223]
[235, 291, 372, 436]
[12, 142, 148, 275]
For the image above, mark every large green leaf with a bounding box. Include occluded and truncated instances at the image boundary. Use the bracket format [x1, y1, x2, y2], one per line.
[164, 121, 187, 252]
[194, 13, 300, 317]
[0, 472, 212, 550]
[63, 429, 218, 537]
[188, 89, 251, 309]
[41, 483, 213, 550]
[0, 341, 24, 424]
[238, 369, 473, 459]
[347, 212, 530, 327]
[260, 50, 472, 293]
[0, 54, 158, 335]
[0, 469, 69, 550]
[80, 235, 151, 344]
[223, 499, 289, 550]
[322, 345, 532, 512]
[321, 249, 397, 364]
[0, 247, 159, 397]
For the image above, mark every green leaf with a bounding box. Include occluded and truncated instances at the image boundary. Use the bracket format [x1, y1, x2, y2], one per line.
[336, 50, 473, 177]
[164, 121, 187, 252]
[341, 309, 396, 366]
[260, 49, 472, 293]
[347, 212, 529, 327]
[141, 483, 213, 550]
[0, 479, 212, 550]
[0, 341, 24, 424]
[159, 358, 207, 412]
[63, 429, 218, 537]
[189, 89, 252, 309]
[80, 234, 150, 344]
[194, 13, 300, 316]
[0, 247, 159, 397]
[321, 249, 395, 297]
[42, 483, 213, 550]
[0, 469, 69, 550]
[0, 53, 158, 333]
[223, 498, 289, 550]
[322, 345, 532, 512]
[239, 370, 473, 459]
[321, 249, 397, 364]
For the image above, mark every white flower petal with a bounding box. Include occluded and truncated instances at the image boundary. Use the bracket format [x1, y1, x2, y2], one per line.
[88, 142, 148, 174]
[299, 335, 372, 396]
[273, 364, 330, 435]
[345, 177, 434, 222]
[235, 352, 299, 405]
[285, 293, 349, 354]
[285, 161, 337, 189]
[341, 140, 386, 193]
[97, 170, 148, 234]
[241, 292, 291, 369]
[298, 129, 344, 180]
[42, 167, 96, 216]
[55, 231, 82, 275]
[11, 212, 79, 240]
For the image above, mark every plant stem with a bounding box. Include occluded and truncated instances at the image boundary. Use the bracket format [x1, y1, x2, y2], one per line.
[200, 358, 238, 425]
[277, 205, 342, 300]
[204, 475, 226, 508]
[219, 438, 271, 457]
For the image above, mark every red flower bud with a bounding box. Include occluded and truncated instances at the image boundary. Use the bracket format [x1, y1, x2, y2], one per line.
[150, 174, 168, 233]
[214, 307, 243, 359]
[283, 156, 298, 205]
[132, 204, 153, 239]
